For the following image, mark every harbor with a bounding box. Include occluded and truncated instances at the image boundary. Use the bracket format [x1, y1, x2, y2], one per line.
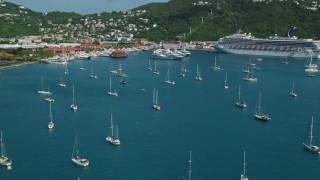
[0, 51, 319, 179]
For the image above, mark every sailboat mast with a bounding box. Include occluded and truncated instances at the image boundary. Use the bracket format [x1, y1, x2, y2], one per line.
[215, 56, 217, 67]
[153, 88, 155, 104]
[243, 150, 246, 176]
[41, 76, 44, 90]
[225, 72, 228, 84]
[72, 85, 75, 104]
[156, 90, 159, 105]
[238, 86, 241, 101]
[116, 124, 119, 139]
[310, 116, 314, 146]
[0, 131, 3, 157]
[109, 77, 112, 92]
[110, 114, 114, 137]
[49, 101, 53, 123]
[188, 151, 192, 180]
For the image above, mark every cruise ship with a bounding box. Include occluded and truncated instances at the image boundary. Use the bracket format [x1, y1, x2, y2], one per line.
[214, 27, 320, 59]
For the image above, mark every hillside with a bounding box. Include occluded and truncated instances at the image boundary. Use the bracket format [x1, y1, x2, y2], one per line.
[134, 0, 320, 41]
[0, 0, 320, 42]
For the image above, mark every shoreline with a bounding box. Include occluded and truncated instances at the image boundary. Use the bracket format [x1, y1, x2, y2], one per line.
[0, 61, 39, 70]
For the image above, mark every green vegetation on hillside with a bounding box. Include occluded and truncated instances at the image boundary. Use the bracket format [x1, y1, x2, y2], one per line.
[0, 0, 320, 42]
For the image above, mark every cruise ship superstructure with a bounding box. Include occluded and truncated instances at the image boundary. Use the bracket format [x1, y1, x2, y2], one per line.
[214, 27, 320, 59]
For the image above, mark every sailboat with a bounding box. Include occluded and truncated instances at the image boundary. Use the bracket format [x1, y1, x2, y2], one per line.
[183, 151, 192, 180]
[180, 63, 187, 77]
[58, 74, 66, 87]
[64, 63, 69, 74]
[117, 64, 128, 77]
[0, 131, 12, 169]
[89, 65, 98, 79]
[247, 56, 256, 66]
[106, 114, 121, 146]
[195, 64, 202, 81]
[255, 55, 262, 62]
[38, 76, 52, 94]
[119, 77, 127, 85]
[242, 66, 258, 82]
[212, 56, 222, 70]
[107, 77, 118, 96]
[110, 62, 117, 74]
[305, 54, 318, 72]
[48, 101, 54, 129]
[224, 71, 229, 89]
[71, 134, 89, 167]
[235, 86, 247, 108]
[79, 61, 86, 70]
[70, 84, 78, 111]
[303, 116, 320, 154]
[242, 65, 250, 73]
[147, 59, 153, 71]
[153, 61, 160, 75]
[289, 82, 297, 97]
[240, 150, 248, 180]
[165, 69, 175, 85]
[254, 92, 271, 121]
[152, 88, 161, 110]
[44, 87, 55, 102]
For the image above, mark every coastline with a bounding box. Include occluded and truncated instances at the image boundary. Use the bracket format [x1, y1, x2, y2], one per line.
[0, 60, 39, 70]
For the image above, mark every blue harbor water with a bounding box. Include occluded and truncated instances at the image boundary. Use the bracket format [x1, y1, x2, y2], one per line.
[0, 51, 320, 179]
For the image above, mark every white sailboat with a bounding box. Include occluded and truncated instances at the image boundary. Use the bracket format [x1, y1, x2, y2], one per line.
[183, 151, 192, 180]
[235, 85, 247, 108]
[58, 74, 66, 87]
[254, 92, 271, 121]
[180, 63, 187, 77]
[303, 116, 320, 154]
[70, 84, 78, 111]
[71, 134, 89, 167]
[147, 59, 153, 71]
[44, 87, 55, 102]
[195, 64, 202, 81]
[289, 82, 297, 97]
[38, 76, 52, 94]
[240, 150, 248, 180]
[305, 54, 318, 72]
[212, 56, 222, 70]
[79, 61, 86, 71]
[106, 114, 121, 146]
[165, 69, 175, 85]
[64, 64, 69, 74]
[0, 131, 12, 169]
[110, 62, 117, 74]
[89, 65, 98, 79]
[152, 88, 161, 110]
[48, 101, 54, 129]
[107, 77, 118, 96]
[153, 61, 160, 75]
[242, 66, 258, 82]
[242, 65, 250, 73]
[117, 64, 128, 77]
[224, 71, 229, 89]
[247, 56, 256, 66]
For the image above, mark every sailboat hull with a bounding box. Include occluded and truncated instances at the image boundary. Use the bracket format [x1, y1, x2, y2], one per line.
[106, 137, 121, 145]
[254, 114, 271, 121]
[303, 143, 320, 154]
[71, 157, 89, 167]
[0, 157, 12, 166]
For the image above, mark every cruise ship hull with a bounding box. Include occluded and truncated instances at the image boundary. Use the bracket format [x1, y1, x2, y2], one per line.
[214, 44, 320, 59]
[214, 27, 320, 59]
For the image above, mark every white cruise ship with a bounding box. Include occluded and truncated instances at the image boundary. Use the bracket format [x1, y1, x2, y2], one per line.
[214, 27, 320, 59]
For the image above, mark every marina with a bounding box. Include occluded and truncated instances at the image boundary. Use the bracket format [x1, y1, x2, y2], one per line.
[0, 51, 319, 179]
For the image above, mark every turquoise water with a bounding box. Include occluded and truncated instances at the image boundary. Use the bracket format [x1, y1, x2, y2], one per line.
[0, 51, 320, 179]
